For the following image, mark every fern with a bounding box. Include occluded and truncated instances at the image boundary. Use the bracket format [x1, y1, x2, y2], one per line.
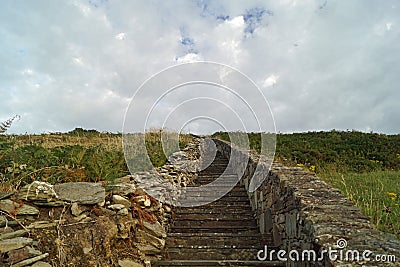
[0, 115, 20, 134]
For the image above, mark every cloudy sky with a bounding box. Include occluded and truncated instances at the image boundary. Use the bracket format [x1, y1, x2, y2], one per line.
[1, 0, 399, 134]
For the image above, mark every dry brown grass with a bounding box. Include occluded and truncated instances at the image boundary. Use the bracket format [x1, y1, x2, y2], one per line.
[7, 129, 193, 151]
[8, 134, 122, 151]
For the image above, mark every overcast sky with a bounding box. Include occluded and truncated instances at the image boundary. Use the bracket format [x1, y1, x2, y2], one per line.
[1, 0, 399, 134]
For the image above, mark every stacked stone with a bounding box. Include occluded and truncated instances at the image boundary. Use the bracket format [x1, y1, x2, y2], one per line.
[0, 192, 50, 267]
[0, 180, 172, 267]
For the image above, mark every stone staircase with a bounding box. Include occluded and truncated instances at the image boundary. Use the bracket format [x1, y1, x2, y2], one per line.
[156, 152, 284, 267]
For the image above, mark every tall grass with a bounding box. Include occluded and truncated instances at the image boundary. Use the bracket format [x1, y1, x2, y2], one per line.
[319, 170, 399, 238]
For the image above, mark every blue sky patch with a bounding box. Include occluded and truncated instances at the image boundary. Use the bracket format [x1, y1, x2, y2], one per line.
[243, 7, 273, 35]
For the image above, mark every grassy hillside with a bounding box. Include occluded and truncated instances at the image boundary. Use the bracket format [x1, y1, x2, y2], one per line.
[212, 130, 400, 238]
[0, 128, 192, 191]
[212, 130, 400, 173]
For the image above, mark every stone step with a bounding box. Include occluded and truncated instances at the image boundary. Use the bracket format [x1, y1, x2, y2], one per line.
[166, 244, 263, 250]
[190, 182, 240, 187]
[195, 181, 239, 185]
[170, 225, 259, 233]
[173, 203, 253, 210]
[200, 161, 229, 166]
[201, 163, 230, 167]
[201, 163, 229, 167]
[185, 185, 246, 191]
[197, 174, 238, 178]
[174, 203, 251, 209]
[173, 214, 255, 221]
[176, 206, 252, 213]
[200, 202, 253, 207]
[178, 190, 248, 197]
[172, 219, 257, 229]
[174, 208, 254, 215]
[176, 195, 248, 202]
[187, 185, 244, 191]
[201, 158, 228, 162]
[197, 175, 238, 178]
[162, 248, 261, 260]
[155, 260, 285, 266]
[166, 236, 273, 247]
[178, 196, 250, 203]
[196, 175, 238, 180]
[166, 232, 264, 238]
[201, 168, 232, 172]
[200, 170, 232, 173]
[200, 168, 231, 172]
[201, 162, 230, 166]
[193, 181, 239, 186]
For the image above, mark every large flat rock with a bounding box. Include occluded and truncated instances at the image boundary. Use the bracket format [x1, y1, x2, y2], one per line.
[54, 182, 105, 205]
[0, 199, 39, 215]
[0, 237, 33, 253]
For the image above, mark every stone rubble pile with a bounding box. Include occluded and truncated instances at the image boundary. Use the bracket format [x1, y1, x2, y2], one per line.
[166, 137, 202, 173]
[157, 137, 203, 186]
[127, 137, 203, 206]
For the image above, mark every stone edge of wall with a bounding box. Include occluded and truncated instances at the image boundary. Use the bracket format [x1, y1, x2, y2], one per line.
[213, 138, 399, 267]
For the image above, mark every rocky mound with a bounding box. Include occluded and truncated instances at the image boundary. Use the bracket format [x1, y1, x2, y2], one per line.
[0, 137, 202, 267]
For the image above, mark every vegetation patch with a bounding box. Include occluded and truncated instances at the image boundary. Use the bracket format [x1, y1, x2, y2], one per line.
[0, 129, 193, 192]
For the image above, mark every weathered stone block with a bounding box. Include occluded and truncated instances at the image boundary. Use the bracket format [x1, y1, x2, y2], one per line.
[54, 182, 105, 205]
[113, 195, 131, 209]
[31, 261, 52, 267]
[118, 259, 144, 267]
[136, 229, 165, 249]
[285, 212, 297, 238]
[71, 202, 83, 216]
[143, 221, 166, 239]
[259, 212, 265, 234]
[0, 237, 33, 253]
[273, 224, 282, 247]
[265, 208, 273, 232]
[0, 199, 39, 215]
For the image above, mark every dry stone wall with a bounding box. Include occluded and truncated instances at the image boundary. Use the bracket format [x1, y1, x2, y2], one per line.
[213, 138, 400, 267]
[0, 180, 170, 267]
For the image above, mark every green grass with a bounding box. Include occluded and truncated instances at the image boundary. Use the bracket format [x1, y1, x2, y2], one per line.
[320, 170, 399, 238]
[212, 130, 400, 173]
[0, 129, 193, 191]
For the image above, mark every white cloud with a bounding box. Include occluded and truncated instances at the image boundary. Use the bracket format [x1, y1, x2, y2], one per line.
[176, 53, 203, 63]
[0, 1, 399, 134]
[115, 32, 126, 40]
[226, 16, 245, 29]
[263, 74, 279, 88]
